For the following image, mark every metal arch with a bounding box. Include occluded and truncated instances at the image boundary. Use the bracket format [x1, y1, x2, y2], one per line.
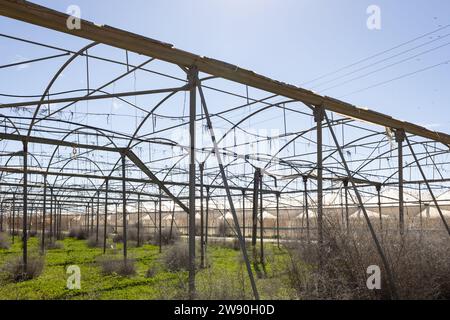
[0, 114, 22, 135]
[27, 42, 99, 137]
[201, 99, 298, 164]
[45, 125, 119, 174]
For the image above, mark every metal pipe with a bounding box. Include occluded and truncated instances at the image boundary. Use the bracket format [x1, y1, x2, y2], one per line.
[121, 153, 127, 260]
[396, 129, 405, 235]
[315, 106, 324, 268]
[22, 141, 28, 274]
[188, 67, 197, 299]
[103, 179, 108, 254]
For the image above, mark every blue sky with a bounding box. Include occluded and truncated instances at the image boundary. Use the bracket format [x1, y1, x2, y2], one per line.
[1, 0, 450, 133]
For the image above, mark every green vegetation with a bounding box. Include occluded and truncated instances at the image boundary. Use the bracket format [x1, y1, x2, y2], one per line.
[0, 235, 295, 300]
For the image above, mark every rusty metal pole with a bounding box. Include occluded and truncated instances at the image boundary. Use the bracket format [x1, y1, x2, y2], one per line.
[242, 190, 246, 241]
[377, 185, 383, 230]
[344, 179, 349, 234]
[418, 183, 423, 234]
[315, 106, 324, 267]
[303, 176, 310, 243]
[200, 162, 205, 268]
[205, 186, 209, 245]
[12, 193, 15, 243]
[137, 193, 141, 247]
[85, 205, 88, 234]
[49, 188, 53, 241]
[153, 201, 157, 238]
[188, 66, 198, 299]
[96, 192, 100, 243]
[22, 141, 28, 274]
[121, 153, 127, 261]
[259, 173, 264, 265]
[86, 202, 89, 235]
[396, 129, 405, 235]
[276, 192, 280, 249]
[103, 179, 108, 254]
[158, 187, 162, 253]
[252, 169, 260, 248]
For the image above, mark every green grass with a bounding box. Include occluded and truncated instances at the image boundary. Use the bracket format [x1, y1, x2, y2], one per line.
[0, 235, 295, 300]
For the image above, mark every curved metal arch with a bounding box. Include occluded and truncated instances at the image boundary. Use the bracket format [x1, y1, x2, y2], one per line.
[45, 125, 119, 174]
[0, 114, 21, 135]
[27, 42, 99, 136]
[202, 99, 299, 163]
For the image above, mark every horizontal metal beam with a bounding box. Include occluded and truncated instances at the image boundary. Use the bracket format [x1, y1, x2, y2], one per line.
[0, 165, 277, 195]
[0, 86, 188, 109]
[0, 132, 119, 153]
[1, 0, 449, 145]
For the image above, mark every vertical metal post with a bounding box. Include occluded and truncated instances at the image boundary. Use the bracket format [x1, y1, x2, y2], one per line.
[158, 187, 162, 253]
[121, 153, 127, 260]
[252, 169, 260, 248]
[205, 186, 209, 245]
[85, 206, 88, 234]
[377, 185, 383, 230]
[137, 193, 141, 247]
[396, 129, 405, 235]
[153, 201, 157, 237]
[90, 199, 94, 235]
[96, 192, 100, 243]
[418, 183, 423, 233]
[12, 193, 15, 243]
[314, 106, 324, 268]
[41, 179, 47, 254]
[276, 192, 280, 249]
[22, 141, 28, 274]
[200, 163, 205, 268]
[86, 202, 89, 234]
[303, 176, 310, 243]
[188, 67, 198, 299]
[50, 187, 53, 241]
[242, 190, 246, 240]
[58, 202, 62, 239]
[103, 179, 108, 254]
[259, 174, 264, 265]
[344, 179, 349, 234]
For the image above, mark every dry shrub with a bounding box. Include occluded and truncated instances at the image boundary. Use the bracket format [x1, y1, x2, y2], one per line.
[1, 255, 44, 282]
[98, 257, 136, 277]
[152, 228, 180, 246]
[284, 219, 450, 300]
[209, 238, 242, 251]
[28, 230, 38, 238]
[0, 232, 11, 249]
[68, 227, 88, 240]
[86, 235, 105, 248]
[163, 242, 190, 272]
[127, 224, 149, 245]
[146, 264, 160, 278]
[45, 241, 64, 250]
[197, 256, 251, 300]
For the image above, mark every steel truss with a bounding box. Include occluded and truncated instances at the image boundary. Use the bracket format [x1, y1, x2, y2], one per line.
[0, 0, 449, 300]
